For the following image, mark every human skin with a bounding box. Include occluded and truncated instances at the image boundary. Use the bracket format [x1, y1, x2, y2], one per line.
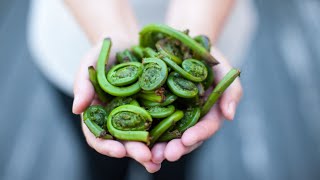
[67, 0, 242, 173]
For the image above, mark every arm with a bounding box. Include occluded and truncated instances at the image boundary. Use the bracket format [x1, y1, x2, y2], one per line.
[64, 0, 139, 46]
[166, 0, 235, 43]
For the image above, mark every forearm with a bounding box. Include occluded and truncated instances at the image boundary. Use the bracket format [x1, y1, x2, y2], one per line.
[166, 0, 235, 43]
[64, 0, 139, 45]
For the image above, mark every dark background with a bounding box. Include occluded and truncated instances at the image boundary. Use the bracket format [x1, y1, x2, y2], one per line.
[0, 0, 320, 180]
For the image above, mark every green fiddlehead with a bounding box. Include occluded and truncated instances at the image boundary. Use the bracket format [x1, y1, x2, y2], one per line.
[97, 38, 141, 96]
[83, 105, 113, 139]
[139, 24, 219, 65]
[202, 63, 214, 90]
[149, 110, 184, 146]
[160, 56, 207, 82]
[105, 96, 139, 114]
[138, 92, 164, 103]
[143, 47, 158, 58]
[146, 105, 175, 118]
[194, 35, 211, 52]
[201, 68, 241, 117]
[82, 25, 241, 146]
[107, 62, 143, 86]
[193, 35, 214, 90]
[139, 57, 168, 91]
[167, 72, 198, 98]
[116, 49, 140, 63]
[182, 59, 208, 81]
[107, 105, 152, 143]
[158, 107, 200, 141]
[140, 92, 178, 107]
[197, 83, 205, 97]
[88, 66, 112, 103]
[156, 39, 183, 65]
[131, 45, 144, 59]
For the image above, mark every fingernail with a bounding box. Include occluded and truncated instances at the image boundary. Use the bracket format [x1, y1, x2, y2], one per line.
[72, 95, 79, 114]
[228, 101, 236, 120]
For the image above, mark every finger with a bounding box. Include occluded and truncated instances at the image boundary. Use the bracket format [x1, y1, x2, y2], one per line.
[82, 121, 126, 158]
[72, 44, 102, 114]
[123, 141, 152, 163]
[211, 47, 243, 120]
[182, 106, 223, 146]
[142, 161, 162, 173]
[164, 139, 202, 162]
[151, 142, 167, 164]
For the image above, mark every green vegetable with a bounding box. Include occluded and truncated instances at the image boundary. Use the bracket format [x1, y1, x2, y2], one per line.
[149, 110, 184, 146]
[107, 62, 143, 86]
[97, 39, 141, 96]
[116, 49, 140, 63]
[88, 66, 112, 103]
[158, 107, 200, 141]
[146, 105, 175, 118]
[82, 25, 240, 146]
[139, 24, 219, 65]
[83, 105, 112, 139]
[160, 56, 207, 82]
[107, 105, 152, 143]
[167, 72, 198, 98]
[201, 68, 241, 117]
[139, 57, 168, 91]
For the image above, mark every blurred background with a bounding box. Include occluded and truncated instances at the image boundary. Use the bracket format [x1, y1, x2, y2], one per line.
[1, 0, 320, 179]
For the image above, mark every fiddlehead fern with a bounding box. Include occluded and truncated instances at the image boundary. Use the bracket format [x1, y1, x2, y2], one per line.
[146, 105, 175, 118]
[143, 47, 158, 58]
[156, 39, 183, 65]
[181, 59, 208, 81]
[107, 62, 143, 86]
[88, 66, 112, 103]
[140, 92, 178, 107]
[160, 56, 207, 82]
[107, 105, 153, 143]
[202, 63, 214, 90]
[97, 38, 141, 96]
[82, 25, 240, 147]
[158, 107, 200, 141]
[83, 105, 113, 139]
[116, 49, 140, 63]
[138, 92, 164, 103]
[105, 96, 139, 114]
[194, 35, 211, 52]
[131, 45, 144, 59]
[139, 24, 219, 65]
[149, 110, 184, 146]
[201, 68, 241, 117]
[139, 57, 168, 91]
[193, 35, 215, 90]
[167, 72, 198, 98]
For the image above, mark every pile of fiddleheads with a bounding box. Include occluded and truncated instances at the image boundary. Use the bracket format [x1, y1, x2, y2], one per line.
[83, 24, 240, 146]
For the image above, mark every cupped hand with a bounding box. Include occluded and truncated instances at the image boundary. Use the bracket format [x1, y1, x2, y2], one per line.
[72, 41, 242, 173]
[151, 47, 243, 164]
[72, 42, 161, 173]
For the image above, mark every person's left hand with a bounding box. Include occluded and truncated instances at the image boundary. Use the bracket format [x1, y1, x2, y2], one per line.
[150, 47, 243, 165]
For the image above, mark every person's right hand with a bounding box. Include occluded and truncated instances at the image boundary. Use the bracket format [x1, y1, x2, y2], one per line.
[72, 41, 161, 173]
